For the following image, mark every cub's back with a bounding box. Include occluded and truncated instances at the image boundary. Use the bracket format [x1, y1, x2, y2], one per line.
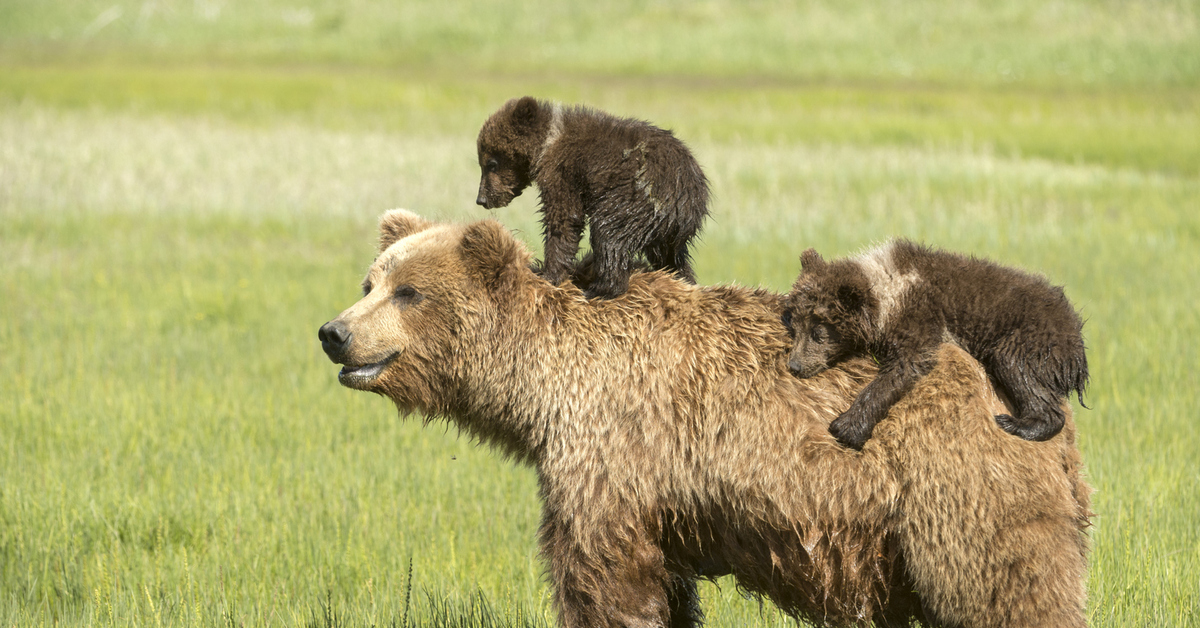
[888, 239, 1078, 340]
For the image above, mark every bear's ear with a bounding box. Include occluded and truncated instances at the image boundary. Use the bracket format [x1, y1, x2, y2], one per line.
[460, 219, 526, 293]
[378, 209, 434, 253]
[510, 96, 542, 130]
[800, 248, 826, 274]
[836, 282, 869, 314]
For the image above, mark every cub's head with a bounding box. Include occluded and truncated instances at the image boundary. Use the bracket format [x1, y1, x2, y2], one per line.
[476, 96, 554, 209]
[318, 209, 528, 413]
[782, 248, 876, 377]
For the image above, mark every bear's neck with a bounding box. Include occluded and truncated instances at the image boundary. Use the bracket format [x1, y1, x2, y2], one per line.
[449, 278, 598, 466]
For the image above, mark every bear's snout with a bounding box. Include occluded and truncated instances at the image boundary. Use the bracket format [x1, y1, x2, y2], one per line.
[788, 353, 825, 379]
[318, 320, 352, 363]
[787, 355, 806, 375]
[476, 193, 489, 208]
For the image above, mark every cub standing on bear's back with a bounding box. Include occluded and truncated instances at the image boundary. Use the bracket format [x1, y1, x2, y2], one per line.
[475, 96, 710, 299]
[782, 239, 1089, 450]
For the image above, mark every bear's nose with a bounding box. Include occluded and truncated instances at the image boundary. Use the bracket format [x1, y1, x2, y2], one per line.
[318, 320, 352, 362]
[787, 355, 805, 375]
[475, 194, 488, 208]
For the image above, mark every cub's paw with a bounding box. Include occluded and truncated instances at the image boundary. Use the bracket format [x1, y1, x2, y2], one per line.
[993, 413, 1021, 437]
[829, 411, 873, 451]
[993, 412, 1063, 442]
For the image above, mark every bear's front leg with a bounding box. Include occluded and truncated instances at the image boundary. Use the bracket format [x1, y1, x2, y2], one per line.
[540, 511, 686, 628]
[537, 178, 587, 287]
[665, 575, 704, 628]
[831, 357, 932, 450]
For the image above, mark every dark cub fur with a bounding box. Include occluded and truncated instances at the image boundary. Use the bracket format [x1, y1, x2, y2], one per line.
[783, 240, 1089, 450]
[476, 96, 710, 299]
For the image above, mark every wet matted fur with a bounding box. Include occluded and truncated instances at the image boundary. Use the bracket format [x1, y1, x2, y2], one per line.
[475, 96, 710, 299]
[318, 211, 1091, 628]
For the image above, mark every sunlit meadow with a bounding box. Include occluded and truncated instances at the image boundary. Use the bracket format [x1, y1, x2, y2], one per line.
[2, 1, 1198, 625]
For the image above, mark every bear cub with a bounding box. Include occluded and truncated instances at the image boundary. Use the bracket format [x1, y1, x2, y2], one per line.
[476, 96, 710, 299]
[783, 239, 1088, 450]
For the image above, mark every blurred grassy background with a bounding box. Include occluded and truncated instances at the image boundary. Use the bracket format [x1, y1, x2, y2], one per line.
[2, 1, 1198, 626]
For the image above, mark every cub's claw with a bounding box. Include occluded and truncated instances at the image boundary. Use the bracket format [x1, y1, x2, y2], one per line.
[829, 410, 873, 451]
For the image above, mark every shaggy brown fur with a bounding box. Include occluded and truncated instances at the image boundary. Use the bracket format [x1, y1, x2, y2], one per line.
[318, 211, 1091, 628]
[782, 241, 1089, 450]
[475, 96, 710, 299]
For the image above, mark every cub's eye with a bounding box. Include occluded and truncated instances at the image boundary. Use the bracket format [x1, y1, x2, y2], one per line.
[392, 285, 424, 307]
[361, 281, 373, 297]
[780, 310, 794, 332]
[810, 324, 830, 343]
[486, 158, 499, 173]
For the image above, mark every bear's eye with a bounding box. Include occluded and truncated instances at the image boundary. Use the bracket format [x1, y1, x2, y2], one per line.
[811, 324, 829, 343]
[780, 310, 794, 332]
[392, 285, 424, 307]
[361, 280, 373, 297]
[486, 158, 499, 173]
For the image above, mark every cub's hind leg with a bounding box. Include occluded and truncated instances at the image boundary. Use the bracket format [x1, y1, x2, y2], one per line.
[986, 355, 1066, 442]
[645, 239, 697, 285]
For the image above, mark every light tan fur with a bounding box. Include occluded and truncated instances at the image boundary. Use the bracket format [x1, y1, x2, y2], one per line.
[854, 241, 922, 330]
[321, 211, 1091, 628]
[538, 102, 565, 164]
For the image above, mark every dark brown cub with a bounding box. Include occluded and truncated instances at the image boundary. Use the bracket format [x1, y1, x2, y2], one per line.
[782, 240, 1089, 450]
[476, 96, 710, 299]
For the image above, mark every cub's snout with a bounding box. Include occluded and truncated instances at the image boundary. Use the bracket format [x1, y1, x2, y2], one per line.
[318, 319, 352, 363]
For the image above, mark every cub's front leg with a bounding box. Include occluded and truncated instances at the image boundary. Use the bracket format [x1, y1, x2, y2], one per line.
[830, 355, 934, 450]
[537, 176, 587, 287]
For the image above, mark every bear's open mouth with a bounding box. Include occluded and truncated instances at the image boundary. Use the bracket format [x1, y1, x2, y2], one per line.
[338, 352, 400, 389]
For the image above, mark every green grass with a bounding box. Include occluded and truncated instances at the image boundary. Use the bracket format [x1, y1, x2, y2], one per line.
[2, 64, 1198, 176]
[2, 0, 1199, 87]
[2, 0, 1199, 625]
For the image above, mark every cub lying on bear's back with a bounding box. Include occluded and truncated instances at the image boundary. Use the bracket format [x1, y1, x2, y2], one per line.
[475, 96, 710, 299]
[783, 239, 1089, 450]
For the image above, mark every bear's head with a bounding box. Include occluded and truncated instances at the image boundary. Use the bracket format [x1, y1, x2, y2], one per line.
[475, 96, 553, 209]
[318, 209, 528, 414]
[782, 248, 877, 377]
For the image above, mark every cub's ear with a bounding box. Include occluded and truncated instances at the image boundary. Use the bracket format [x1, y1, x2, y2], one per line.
[510, 96, 542, 130]
[460, 219, 526, 293]
[800, 248, 826, 274]
[378, 209, 434, 253]
[836, 282, 869, 313]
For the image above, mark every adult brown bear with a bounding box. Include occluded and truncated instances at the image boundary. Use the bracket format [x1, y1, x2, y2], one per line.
[318, 210, 1091, 628]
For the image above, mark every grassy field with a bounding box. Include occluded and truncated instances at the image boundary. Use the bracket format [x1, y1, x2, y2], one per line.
[2, 1, 1199, 626]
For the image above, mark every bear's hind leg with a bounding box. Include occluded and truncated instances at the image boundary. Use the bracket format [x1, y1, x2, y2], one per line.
[987, 357, 1066, 442]
[645, 239, 696, 285]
